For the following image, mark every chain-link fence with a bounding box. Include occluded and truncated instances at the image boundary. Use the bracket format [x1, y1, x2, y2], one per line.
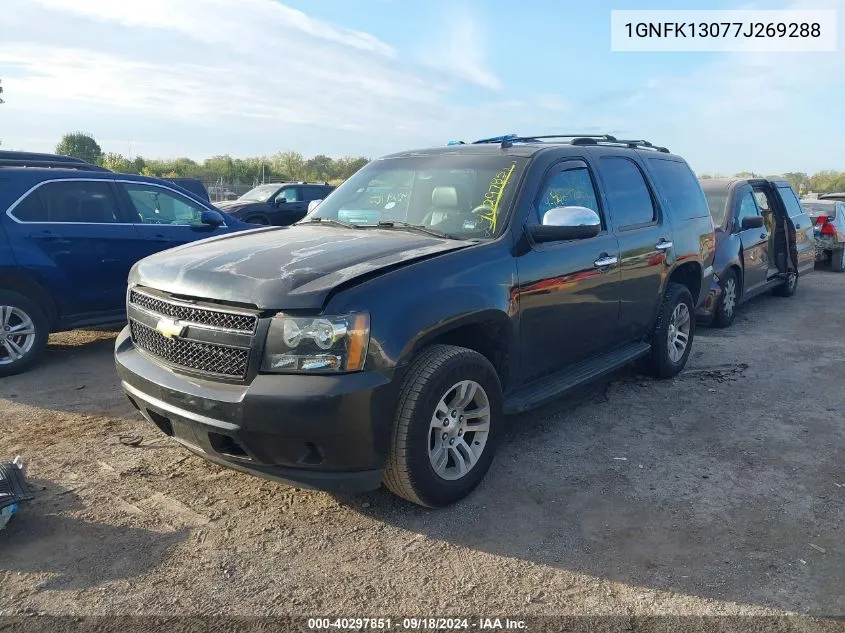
[204, 181, 254, 203]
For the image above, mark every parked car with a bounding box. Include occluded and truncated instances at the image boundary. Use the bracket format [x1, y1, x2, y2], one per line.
[0, 151, 255, 376]
[161, 178, 210, 203]
[215, 181, 335, 226]
[115, 133, 715, 507]
[801, 199, 845, 271]
[697, 178, 815, 327]
[819, 192, 845, 201]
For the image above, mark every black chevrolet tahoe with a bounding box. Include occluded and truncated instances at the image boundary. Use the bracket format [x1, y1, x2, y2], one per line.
[115, 134, 716, 507]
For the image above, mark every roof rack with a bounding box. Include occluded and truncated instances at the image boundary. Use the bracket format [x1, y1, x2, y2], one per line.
[470, 134, 670, 152]
[0, 150, 110, 172]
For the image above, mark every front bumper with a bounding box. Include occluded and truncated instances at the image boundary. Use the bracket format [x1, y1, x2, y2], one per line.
[695, 273, 723, 322]
[114, 326, 399, 493]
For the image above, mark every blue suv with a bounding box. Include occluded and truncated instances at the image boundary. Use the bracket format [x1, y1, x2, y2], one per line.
[0, 151, 254, 375]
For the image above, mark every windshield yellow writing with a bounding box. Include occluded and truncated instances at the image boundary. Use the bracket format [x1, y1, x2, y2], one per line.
[478, 163, 517, 234]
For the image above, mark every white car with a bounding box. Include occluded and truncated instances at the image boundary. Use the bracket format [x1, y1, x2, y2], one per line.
[801, 199, 845, 272]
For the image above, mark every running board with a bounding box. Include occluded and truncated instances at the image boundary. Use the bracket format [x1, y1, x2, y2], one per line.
[504, 342, 651, 415]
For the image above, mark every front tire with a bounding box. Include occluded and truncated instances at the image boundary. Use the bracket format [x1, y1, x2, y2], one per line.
[383, 345, 503, 508]
[713, 269, 739, 328]
[648, 283, 695, 379]
[774, 271, 798, 297]
[0, 290, 49, 377]
[831, 248, 845, 273]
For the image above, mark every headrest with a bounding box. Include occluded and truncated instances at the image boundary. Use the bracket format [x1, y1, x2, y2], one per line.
[431, 186, 458, 208]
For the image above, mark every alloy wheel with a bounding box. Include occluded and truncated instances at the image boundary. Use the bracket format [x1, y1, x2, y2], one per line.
[0, 306, 37, 366]
[666, 302, 691, 364]
[428, 380, 491, 481]
[722, 278, 737, 317]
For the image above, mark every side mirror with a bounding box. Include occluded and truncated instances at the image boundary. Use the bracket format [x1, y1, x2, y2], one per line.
[200, 210, 224, 227]
[526, 206, 601, 243]
[275, 196, 288, 206]
[308, 199, 323, 213]
[741, 215, 764, 230]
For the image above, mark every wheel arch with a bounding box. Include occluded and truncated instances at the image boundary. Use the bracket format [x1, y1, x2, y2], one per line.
[0, 269, 58, 330]
[400, 310, 513, 391]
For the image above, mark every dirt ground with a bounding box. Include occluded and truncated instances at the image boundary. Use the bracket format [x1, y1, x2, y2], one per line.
[1, 267, 844, 621]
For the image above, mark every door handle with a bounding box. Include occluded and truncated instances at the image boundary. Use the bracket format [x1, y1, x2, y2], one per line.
[655, 240, 673, 250]
[594, 255, 618, 268]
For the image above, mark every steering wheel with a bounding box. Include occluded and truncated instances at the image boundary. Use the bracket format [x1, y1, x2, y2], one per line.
[471, 204, 492, 215]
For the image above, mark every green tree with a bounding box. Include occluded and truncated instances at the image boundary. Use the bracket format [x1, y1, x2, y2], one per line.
[272, 151, 306, 181]
[56, 132, 102, 164]
[99, 152, 133, 173]
[305, 154, 334, 181]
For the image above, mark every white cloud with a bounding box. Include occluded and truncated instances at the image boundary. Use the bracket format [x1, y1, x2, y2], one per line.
[0, 0, 526, 156]
[417, 5, 502, 90]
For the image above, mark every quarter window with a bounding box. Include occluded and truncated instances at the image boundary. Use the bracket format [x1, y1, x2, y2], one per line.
[598, 157, 656, 229]
[11, 180, 123, 223]
[535, 167, 601, 225]
[122, 184, 210, 226]
[647, 158, 710, 220]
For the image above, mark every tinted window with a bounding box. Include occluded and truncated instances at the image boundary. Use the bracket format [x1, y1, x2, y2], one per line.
[777, 185, 804, 218]
[12, 180, 122, 223]
[736, 191, 761, 228]
[535, 166, 601, 225]
[301, 187, 327, 202]
[122, 184, 210, 226]
[648, 158, 709, 220]
[599, 158, 656, 228]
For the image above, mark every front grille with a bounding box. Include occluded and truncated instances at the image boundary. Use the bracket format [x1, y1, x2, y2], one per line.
[130, 321, 250, 378]
[129, 290, 257, 333]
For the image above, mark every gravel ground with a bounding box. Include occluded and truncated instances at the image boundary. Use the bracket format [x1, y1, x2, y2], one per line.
[1, 268, 844, 623]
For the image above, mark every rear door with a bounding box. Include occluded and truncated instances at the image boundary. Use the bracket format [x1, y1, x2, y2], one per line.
[595, 155, 667, 342]
[775, 184, 816, 275]
[4, 177, 137, 317]
[116, 180, 229, 253]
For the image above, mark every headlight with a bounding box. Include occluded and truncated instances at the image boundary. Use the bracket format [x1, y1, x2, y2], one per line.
[262, 313, 369, 373]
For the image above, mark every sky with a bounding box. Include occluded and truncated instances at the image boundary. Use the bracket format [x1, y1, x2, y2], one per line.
[0, 0, 843, 175]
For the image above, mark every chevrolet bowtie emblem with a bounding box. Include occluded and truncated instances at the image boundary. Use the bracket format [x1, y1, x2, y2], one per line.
[156, 318, 186, 339]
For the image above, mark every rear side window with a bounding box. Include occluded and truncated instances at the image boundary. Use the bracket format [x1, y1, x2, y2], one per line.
[10, 181, 123, 223]
[776, 185, 804, 218]
[598, 157, 656, 229]
[647, 158, 710, 220]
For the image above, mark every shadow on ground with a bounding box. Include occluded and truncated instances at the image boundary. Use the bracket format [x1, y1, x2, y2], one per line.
[0, 478, 187, 590]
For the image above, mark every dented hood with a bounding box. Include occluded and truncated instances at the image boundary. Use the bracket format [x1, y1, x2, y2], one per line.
[129, 224, 472, 310]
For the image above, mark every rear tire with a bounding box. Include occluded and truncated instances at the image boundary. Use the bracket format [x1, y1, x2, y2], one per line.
[831, 248, 845, 273]
[0, 290, 49, 377]
[774, 271, 798, 297]
[648, 283, 695, 379]
[713, 269, 739, 328]
[383, 344, 503, 508]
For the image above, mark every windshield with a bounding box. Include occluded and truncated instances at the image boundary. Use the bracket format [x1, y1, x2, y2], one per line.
[702, 189, 730, 227]
[801, 202, 837, 219]
[238, 184, 281, 203]
[302, 154, 527, 240]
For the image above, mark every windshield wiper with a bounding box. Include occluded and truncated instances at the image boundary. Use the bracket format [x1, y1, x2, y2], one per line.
[299, 217, 360, 230]
[374, 221, 453, 239]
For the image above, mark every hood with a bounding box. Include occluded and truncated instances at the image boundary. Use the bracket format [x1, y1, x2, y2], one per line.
[130, 224, 473, 310]
[214, 200, 269, 215]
